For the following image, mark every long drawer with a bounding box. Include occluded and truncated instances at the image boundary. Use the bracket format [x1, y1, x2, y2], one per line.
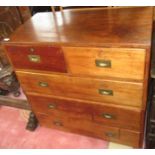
[5, 45, 67, 73]
[36, 113, 141, 147]
[63, 47, 146, 81]
[27, 93, 143, 130]
[17, 71, 143, 107]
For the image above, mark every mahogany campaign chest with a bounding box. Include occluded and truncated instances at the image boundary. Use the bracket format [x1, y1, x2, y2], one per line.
[3, 7, 154, 148]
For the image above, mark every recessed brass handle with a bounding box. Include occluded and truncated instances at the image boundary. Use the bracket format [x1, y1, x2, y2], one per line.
[28, 55, 41, 63]
[105, 132, 117, 138]
[98, 89, 113, 96]
[95, 60, 111, 68]
[38, 82, 48, 87]
[101, 113, 114, 119]
[53, 120, 63, 126]
[48, 103, 57, 109]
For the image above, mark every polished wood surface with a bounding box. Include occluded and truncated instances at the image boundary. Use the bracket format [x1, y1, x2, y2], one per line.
[119, 129, 141, 147]
[5, 45, 67, 73]
[64, 47, 146, 81]
[16, 71, 143, 107]
[37, 112, 120, 141]
[93, 105, 143, 131]
[27, 93, 143, 130]
[3, 7, 153, 48]
[36, 112, 141, 147]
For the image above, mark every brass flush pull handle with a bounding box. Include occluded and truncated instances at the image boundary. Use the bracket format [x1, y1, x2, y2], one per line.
[28, 55, 41, 63]
[98, 89, 113, 96]
[95, 60, 111, 68]
[38, 82, 48, 87]
[48, 103, 57, 109]
[101, 113, 114, 119]
[105, 132, 116, 138]
[53, 120, 63, 126]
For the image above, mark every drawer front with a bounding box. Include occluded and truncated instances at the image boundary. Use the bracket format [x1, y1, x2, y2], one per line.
[27, 93, 143, 130]
[63, 47, 146, 81]
[27, 93, 91, 114]
[93, 104, 143, 131]
[27, 95, 92, 121]
[36, 113, 141, 147]
[5, 45, 67, 73]
[36, 113, 120, 141]
[17, 71, 143, 107]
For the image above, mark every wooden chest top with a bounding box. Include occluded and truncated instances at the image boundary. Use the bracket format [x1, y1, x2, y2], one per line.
[5, 7, 153, 48]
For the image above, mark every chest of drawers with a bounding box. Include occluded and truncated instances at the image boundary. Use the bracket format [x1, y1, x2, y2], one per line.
[3, 7, 153, 148]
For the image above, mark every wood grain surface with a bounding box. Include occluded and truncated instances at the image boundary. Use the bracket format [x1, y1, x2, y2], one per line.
[3, 7, 153, 48]
[16, 71, 144, 107]
[63, 47, 146, 81]
[27, 92, 143, 131]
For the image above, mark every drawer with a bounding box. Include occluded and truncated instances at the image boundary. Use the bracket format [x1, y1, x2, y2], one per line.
[36, 113, 120, 141]
[63, 47, 146, 81]
[27, 95, 92, 121]
[27, 93, 143, 130]
[5, 45, 67, 73]
[17, 71, 143, 107]
[93, 104, 143, 131]
[37, 113, 141, 147]
[27, 93, 91, 114]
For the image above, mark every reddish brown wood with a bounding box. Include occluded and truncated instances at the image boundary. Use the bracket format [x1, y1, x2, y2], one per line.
[3, 7, 153, 48]
[92, 104, 143, 131]
[63, 47, 146, 82]
[27, 93, 143, 131]
[5, 45, 67, 73]
[2, 7, 154, 148]
[27, 93, 92, 114]
[36, 112, 120, 141]
[36, 112, 141, 147]
[16, 71, 143, 108]
[119, 129, 142, 148]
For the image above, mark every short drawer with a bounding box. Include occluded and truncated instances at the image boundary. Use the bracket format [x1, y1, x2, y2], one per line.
[92, 104, 143, 131]
[27, 94, 92, 121]
[17, 71, 143, 107]
[27, 93, 142, 130]
[5, 45, 67, 73]
[27, 93, 91, 114]
[63, 47, 146, 81]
